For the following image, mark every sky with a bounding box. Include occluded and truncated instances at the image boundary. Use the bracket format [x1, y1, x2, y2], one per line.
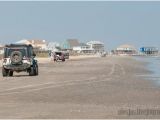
[0, 1, 160, 50]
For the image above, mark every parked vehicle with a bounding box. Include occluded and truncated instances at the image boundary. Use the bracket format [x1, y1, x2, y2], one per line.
[2, 44, 38, 77]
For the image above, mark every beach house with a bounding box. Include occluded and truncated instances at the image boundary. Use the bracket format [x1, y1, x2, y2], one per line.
[0, 44, 4, 55]
[113, 44, 137, 55]
[86, 41, 105, 53]
[140, 47, 159, 56]
[47, 42, 60, 51]
[73, 43, 94, 54]
[61, 39, 80, 50]
[16, 39, 48, 50]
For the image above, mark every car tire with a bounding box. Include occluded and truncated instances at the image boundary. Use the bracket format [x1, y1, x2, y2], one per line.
[62, 59, 65, 62]
[2, 67, 8, 77]
[34, 65, 38, 76]
[9, 71, 13, 77]
[56, 56, 59, 61]
[10, 51, 23, 64]
[29, 67, 35, 76]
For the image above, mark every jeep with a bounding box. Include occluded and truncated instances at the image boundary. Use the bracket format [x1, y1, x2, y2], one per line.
[2, 44, 38, 77]
[53, 51, 65, 62]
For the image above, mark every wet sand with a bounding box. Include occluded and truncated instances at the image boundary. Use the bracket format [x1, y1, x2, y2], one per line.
[0, 56, 160, 118]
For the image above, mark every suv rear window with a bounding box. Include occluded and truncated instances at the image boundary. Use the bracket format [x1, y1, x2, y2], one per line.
[4, 48, 27, 58]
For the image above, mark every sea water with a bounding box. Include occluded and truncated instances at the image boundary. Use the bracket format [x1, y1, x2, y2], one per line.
[134, 56, 160, 86]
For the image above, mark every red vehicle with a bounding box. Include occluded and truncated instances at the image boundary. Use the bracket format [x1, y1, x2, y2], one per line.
[53, 51, 65, 62]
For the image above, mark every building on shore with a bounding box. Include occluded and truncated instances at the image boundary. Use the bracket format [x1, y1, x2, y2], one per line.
[140, 47, 159, 56]
[61, 39, 80, 51]
[86, 41, 105, 53]
[73, 43, 94, 54]
[0, 44, 4, 55]
[47, 42, 60, 52]
[73, 41, 105, 54]
[112, 44, 137, 55]
[16, 39, 48, 50]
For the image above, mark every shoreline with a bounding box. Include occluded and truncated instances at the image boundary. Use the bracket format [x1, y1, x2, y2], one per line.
[0, 55, 158, 85]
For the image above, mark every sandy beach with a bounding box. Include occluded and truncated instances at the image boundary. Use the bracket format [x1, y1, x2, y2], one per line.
[36, 55, 99, 63]
[0, 56, 160, 118]
[0, 55, 98, 64]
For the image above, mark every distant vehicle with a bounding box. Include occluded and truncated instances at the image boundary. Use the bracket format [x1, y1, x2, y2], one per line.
[63, 51, 69, 59]
[2, 44, 38, 77]
[96, 52, 107, 57]
[53, 51, 66, 62]
[100, 52, 107, 57]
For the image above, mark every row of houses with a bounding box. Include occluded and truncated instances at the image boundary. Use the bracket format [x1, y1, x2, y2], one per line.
[16, 39, 47, 50]
[15, 39, 105, 54]
[111, 44, 159, 56]
[0, 39, 159, 56]
[0, 39, 105, 55]
[62, 39, 105, 54]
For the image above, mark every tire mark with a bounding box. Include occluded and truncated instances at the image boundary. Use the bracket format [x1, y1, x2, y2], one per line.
[0, 77, 112, 95]
[117, 64, 126, 75]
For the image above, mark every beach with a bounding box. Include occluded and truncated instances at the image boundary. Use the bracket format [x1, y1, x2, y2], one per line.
[0, 56, 160, 118]
[36, 55, 98, 63]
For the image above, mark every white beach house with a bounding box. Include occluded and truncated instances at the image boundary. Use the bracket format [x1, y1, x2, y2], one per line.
[86, 41, 105, 53]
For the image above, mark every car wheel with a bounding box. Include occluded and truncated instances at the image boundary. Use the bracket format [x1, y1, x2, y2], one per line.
[9, 71, 13, 76]
[56, 56, 59, 61]
[2, 67, 9, 77]
[62, 59, 65, 62]
[10, 51, 23, 64]
[29, 67, 35, 76]
[35, 65, 38, 76]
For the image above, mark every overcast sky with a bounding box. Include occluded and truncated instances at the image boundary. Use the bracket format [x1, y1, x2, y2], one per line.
[0, 1, 160, 50]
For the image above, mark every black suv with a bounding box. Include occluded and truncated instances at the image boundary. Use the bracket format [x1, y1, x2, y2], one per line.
[2, 44, 38, 77]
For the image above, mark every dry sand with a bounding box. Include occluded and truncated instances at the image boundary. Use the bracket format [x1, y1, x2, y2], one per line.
[0, 56, 160, 118]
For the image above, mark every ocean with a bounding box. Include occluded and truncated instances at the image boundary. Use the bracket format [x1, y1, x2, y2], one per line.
[134, 56, 160, 86]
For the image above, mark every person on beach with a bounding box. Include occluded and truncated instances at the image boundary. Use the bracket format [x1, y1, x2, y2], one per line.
[50, 51, 54, 61]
